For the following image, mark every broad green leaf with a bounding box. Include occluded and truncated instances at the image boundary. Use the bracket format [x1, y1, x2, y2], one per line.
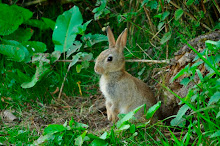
[141, 0, 150, 6]
[0, 40, 30, 62]
[210, 130, 220, 138]
[119, 124, 130, 131]
[191, 60, 203, 68]
[82, 61, 90, 69]
[22, 41, 47, 56]
[136, 121, 150, 128]
[76, 64, 82, 73]
[175, 8, 184, 20]
[82, 33, 108, 48]
[130, 124, 136, 133]
[44, 124, 66, 135]
[21, 53, 51, 88]
[24, 19, 49, 30]
[158, 21, 165, 30]
[161, 11, 170, 21]
[33, 134, 54, 145]
[0, 4, 33, 35]
[3, 28, 34, 42]
[216, 112, 220, 118]
[63, 121, 68, 127]
[146, 101, 161, 119]
[92, 0, 110, 20]
[208, 92, 220, 105]
[75, 131, 88, 146]
[10, 5, 33, 21]
[154, 13, 162, 19]
[50, 51, 61, 63]
[205, 40, 220, 50]
[67, 41, 82, 58]
[41, 17, 55, 30]
[90, 139, 108, 146]
[116, 104, 144, 128]
[138, 66, 146, 76]
[186, 0, 194, 6]
[196, 69, 203, 81]
[99, 132, 108, 140]
[73, 121, 89, 129]
[77, 20, 92, 35]
[160, 31, 171, 44]
[52, 6, 83, 53]
[70, 54, 80, 68]
[81, 53, 93, 61]
[171, 104, 189, 127]
[214, 22, 220, 30]
[147, 1, 158, 10]
[180, 77, 191, 87]
[172, 64, 190, 82]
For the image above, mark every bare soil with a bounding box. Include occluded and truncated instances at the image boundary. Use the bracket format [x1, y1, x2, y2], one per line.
[1, 91, 111, 134]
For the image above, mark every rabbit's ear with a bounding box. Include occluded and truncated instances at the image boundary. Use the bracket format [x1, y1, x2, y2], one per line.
[106, 26, 116, 48]
[115, 28, 127, 53]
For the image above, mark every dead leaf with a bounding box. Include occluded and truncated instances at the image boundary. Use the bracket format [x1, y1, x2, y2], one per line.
[3, 110, 17, 122]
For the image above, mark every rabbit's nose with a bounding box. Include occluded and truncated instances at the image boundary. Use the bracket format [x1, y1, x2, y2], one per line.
[94, 65, 98, 73]
[94, 65, 103, 74]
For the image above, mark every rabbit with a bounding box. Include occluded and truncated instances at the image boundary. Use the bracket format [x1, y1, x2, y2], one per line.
[94, 26, 157, 122]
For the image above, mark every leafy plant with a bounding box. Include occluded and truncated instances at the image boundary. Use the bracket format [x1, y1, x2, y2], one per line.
[33, 102, 161, 145]
[0, 4, 107, 89]
[170, 40, 220, 144]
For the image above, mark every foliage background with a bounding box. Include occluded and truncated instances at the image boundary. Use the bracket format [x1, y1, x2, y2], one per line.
[0, 0, 219, 145]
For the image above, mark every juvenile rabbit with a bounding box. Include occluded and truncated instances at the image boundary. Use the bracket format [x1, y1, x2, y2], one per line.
[94, 26, 157, 122]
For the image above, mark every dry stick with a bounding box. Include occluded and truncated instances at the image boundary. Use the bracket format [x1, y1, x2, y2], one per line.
[23, 0, 47, 6]
[151, 17, 174, 41]
[58, 64, 71, 99]
[160, 0, 169, 60]
[143, 6, 155, 34]
[125, 46, 141, 59]
[136, 43, 153, 60]
[169, 0, 212, 31]
[57, 59, 170, 64]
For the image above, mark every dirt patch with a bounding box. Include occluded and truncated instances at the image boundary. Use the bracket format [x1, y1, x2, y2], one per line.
[1, 92, 111, 134]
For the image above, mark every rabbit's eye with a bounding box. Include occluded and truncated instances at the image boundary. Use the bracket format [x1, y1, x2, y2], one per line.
[107, 56, 113, 62]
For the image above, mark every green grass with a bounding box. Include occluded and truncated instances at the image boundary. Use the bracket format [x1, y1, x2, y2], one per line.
[0, 0, 220, 145]
[0, 124, 39, 145]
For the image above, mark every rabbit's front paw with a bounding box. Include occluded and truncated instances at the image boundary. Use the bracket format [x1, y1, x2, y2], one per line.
[107, 112, 112, 121]
[107, 108, 118, 122]
[111, 112, 118, 122]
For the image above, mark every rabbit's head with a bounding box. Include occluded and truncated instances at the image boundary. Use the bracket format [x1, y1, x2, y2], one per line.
[95, 27, 128, 74]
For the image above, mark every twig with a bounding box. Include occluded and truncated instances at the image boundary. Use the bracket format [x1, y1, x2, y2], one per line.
[125, 46, 140, 59]
[23, 0, 47, 6]
[143, 5, 156, 33]
[58, 64, 71, 99]
[151, 17, 174, 41]
[136, 43, 153, 60]
[57, 59, 170, 64]
[126, 59, 169, 63]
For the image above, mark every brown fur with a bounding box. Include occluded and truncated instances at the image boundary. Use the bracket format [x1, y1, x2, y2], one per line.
[94, 27, 157, 122]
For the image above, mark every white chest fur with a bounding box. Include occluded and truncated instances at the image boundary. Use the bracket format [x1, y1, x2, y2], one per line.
[99, 75, 110, 99]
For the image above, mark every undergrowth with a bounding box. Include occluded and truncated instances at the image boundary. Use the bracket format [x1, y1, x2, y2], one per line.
[0, 0, 220, 145]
